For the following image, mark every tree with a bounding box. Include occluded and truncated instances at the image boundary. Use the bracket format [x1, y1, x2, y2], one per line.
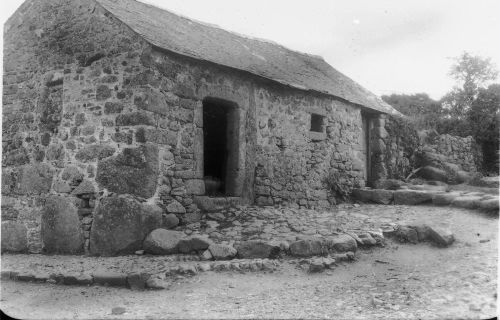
[468, 84, 500, 172]
[442, 52, 498, 118]
[381, 93, 442, 130]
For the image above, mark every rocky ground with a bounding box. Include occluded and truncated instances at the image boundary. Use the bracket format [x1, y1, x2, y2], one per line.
[1, 204, 497, 319]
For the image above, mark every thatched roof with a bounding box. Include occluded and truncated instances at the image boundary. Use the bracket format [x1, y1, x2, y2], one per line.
[96, 0, 399, 115]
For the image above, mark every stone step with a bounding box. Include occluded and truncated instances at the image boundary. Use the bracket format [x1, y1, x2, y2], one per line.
[352, 188, 499, 212]
[193, 196, 243, 212]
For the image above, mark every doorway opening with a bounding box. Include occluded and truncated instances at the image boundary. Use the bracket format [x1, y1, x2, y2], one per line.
[203, 97, 240, 197]
[361, 113, 372, 184]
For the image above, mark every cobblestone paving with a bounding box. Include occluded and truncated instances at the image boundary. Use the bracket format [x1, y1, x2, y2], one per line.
[1, 204, 497, 319]
[185, 203, 485, 246]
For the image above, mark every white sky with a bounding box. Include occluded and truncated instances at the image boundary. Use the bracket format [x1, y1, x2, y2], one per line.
[2, 0, 500, 100]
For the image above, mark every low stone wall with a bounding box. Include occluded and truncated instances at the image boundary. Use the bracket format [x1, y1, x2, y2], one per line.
[425, 133, 481, 173]
[371, 115, 481, 183]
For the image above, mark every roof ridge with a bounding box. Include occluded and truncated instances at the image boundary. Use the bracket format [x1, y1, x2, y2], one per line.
[128, 0, 326, 62]
[95, 0, 400, 115]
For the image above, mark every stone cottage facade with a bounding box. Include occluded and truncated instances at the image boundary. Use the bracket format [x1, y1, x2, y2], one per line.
[2, 0, 399, 255]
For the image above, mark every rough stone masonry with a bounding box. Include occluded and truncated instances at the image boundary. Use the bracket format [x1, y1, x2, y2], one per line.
[2, 0, 398, 255]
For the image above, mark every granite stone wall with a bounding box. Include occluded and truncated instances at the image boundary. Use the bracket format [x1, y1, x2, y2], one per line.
[380, 115, 421, 180]
[254, 88, 367, 208]
[427, 134, 480, 173]
[3, 0, 162, 253]
[2, 0, 370, 254]
[370, 115, 481, 183]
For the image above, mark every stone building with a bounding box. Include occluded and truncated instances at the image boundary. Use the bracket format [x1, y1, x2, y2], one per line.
[2, 0, 399, 255]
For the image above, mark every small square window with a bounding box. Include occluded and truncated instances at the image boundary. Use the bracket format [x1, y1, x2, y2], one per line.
[310, 113, 324, 133]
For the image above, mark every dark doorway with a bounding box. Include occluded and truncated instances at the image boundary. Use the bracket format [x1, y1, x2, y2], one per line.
[203, 98, 240, 196]
[361, 113, 372, 184]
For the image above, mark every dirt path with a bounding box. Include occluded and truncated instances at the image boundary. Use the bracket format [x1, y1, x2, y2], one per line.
[1, 206, 497, 319]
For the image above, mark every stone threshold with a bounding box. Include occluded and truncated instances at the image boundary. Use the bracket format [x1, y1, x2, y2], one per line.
[194, 196, 242, 212]
[352, 187, 499, 211]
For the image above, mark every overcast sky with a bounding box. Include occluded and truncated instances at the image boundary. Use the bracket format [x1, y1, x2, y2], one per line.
[2, 0, 499, 100]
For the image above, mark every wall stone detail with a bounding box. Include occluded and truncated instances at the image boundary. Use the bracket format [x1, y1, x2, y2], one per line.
[90, 195, 163, 256]
[41, 195, 84, 254]
[374, 115, 420, 181]
[96, 144, 159, 198]
[1, 221, 28, 253]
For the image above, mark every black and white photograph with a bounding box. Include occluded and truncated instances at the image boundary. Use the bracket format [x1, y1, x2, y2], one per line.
[0, 0, 499, 319]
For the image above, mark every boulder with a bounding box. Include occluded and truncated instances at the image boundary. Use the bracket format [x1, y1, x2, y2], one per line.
[96, 144, 159, 198]
[358, 233, 377, 246]
[456, 171, 472, 184]
[418, 151, 447, 168]
[289, 239, 323, 257]
[432, 192, 460, 206]
[418, 166, 448, 183]
[352, 188, 394, 204]
[411, 224, 432, 242]
[427, 226, 455, 247]
[177, 235, 213, 253]
[393, 225, 418, 244]
[1, 221, 28, 253]
[476, 176, 499, 189]
[166, 200, 186, 214]
[201, 249, 213, 260]
[143, 229, 184, 255]
[308, 258, 325, 273]
[477, 198, 499, 211]
[332, 252, 354, 262]
[373, 179, 406, 190]
[183, 212, 203, 224]
[41, 195, 84, 254]
[90, 195, 162, 256]
[393, 190, 433, 205]
[351, 189, 372, 203]
[451, 196, 483, 209]
[368, 231, 385, 245]
[321, 257, 336, 268]
[236, 240, 281, 259]
[370, 190, 394, 204]
[325, 234, 357, 253]
[208, 244, 237, 260]
[162, 214, 180, 229]
[346, 232, 363, 246]
[127, 273, 151, 291]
